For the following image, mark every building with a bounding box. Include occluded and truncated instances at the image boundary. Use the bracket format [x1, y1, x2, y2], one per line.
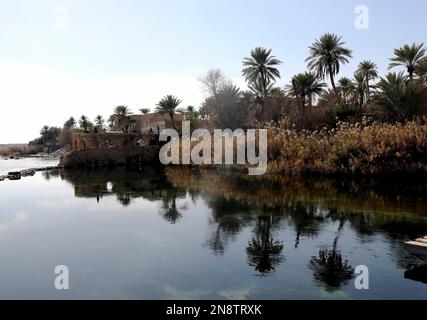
[71, 132, 157, 151]
[120, 113, 184, 134]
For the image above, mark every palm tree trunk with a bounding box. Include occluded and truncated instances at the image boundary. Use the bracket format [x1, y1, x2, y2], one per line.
[261, 70, 268, 103]
[329, 68, 341, 106]
[170, 113, 176, 131]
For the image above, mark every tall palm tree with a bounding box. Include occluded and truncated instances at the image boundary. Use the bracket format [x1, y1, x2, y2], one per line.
[108, 105, 131, 130]
[155, 95, 182, 130]
[242, 47, 282, 101]
[63, 117, 76, 129]
[306, 33, 353, 105]
[139, 108, 150, 115]
[179, 105, 199, 123]
[79, 115, 93, 132]
[286, 72, 326, 109]
[94, 115, 105, 131]
[389, 43, 426, 80]
[352, 71, 368, 107]
[337, 77, 355, 105]
[375, 72, 422, 120]
[356, 60, 378, 103]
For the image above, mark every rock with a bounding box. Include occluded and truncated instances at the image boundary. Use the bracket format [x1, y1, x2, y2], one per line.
[21, 169, 36, 177]
[0, 175, 5, 181]
[7, 171, 21, 180]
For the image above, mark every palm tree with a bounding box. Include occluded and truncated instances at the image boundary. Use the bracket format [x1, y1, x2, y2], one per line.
[198, 105, 209, 120]
[179, 106, 199, 125]
[415, 59, 427, 84]
[286, 72, 326, 109]
[306, 33, 353, 105]
[139, 108, 150, 115]
[63, 117, 76, 129]
[94, 115, 105, 132]
[248, 78, 274, 101]
[352, 71, 368, 107]
[375, 72, 422, 120]
[242, 47, 282, 101]
[318, 88, 338, 107]
[79, 115, 93, 132]
[338, 77, 355, 105]
[356, 60, 378, 103]
[389, 43, 426, 80]
[108, 105, 131, 130]
[155, 95, 182, 130]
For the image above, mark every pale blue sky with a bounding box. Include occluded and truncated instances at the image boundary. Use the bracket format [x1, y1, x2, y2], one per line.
[0, 0, 426, 142]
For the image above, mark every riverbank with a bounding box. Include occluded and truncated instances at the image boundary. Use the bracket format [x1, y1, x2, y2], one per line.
[264, 117, 427, 175]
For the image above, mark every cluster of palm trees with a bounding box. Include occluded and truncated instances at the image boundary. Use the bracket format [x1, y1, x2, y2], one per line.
[239, 33, 426, 120]
[60, 34, 426, 137]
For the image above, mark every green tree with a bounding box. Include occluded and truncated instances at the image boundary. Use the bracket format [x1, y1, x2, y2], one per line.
[415, 58, 427, 84]
[79, 115, 93, 132]
[108, 105, 131, 130]
[356, 60, 378, 103]
[94, 115, 106, 132]
[242, 47, 282, 101]
[337, 77, 355, 105]
[155, 95, 182, 130]
[63, 117, 76, 129]
[375, 72, 422, 120]
[352, 71, 368, 107]
[306, 33, 353, 105]
[139, 108, 150, 115]
[389, 43, 426, 80]
[286, 72, 326, 109]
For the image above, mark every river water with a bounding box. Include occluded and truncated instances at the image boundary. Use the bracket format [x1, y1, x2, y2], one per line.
[0, 166, 426, 299]
[0, 157, 59, 175]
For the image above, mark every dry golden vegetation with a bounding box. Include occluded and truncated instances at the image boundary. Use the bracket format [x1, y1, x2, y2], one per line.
[263, 116, 427, 175]
[0, 145, 42, 157]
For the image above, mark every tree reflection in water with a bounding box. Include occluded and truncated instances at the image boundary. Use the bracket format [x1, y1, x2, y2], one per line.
[160, 189, 184, 224]
[246, 216, 284, 275]
[309, 213, 354, 292]
[52, 167, 427, 281]
[308, 249, 354, 292]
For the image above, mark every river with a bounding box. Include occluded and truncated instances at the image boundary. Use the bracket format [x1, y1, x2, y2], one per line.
[0, 157, 59, 176]
[0, 166, 426, 299]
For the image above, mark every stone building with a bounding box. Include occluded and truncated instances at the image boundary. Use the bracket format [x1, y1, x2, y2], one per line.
[120, 113, 184, 134]
[71, 132, 156, 151]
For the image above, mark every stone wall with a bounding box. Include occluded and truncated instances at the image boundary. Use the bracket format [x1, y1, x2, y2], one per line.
[60, 145, 161, 168]
[71, 132, 156, 151]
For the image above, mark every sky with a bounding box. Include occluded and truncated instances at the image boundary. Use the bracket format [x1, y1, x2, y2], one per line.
[0, 0, 426, 143]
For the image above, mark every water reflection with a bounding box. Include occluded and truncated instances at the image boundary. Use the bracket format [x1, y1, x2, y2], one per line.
[44, 167, 427, 291]
[246, 216, 284, 275]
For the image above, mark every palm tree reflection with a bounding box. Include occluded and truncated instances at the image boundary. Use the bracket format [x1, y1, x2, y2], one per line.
[246, 216, 284, 275]
[309, 249, 354, 292]
[308, 214, 354, 292]
[160, 190, 183, 224]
